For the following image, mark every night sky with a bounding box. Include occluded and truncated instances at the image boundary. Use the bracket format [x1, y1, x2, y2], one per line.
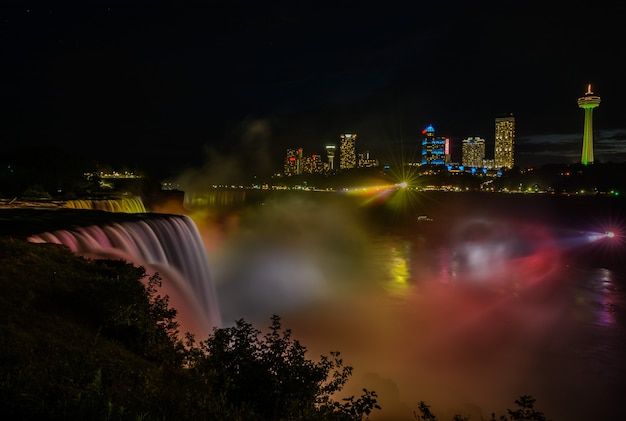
[2, 1, 626, 179]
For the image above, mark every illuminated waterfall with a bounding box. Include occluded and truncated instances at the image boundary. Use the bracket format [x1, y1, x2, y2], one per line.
[27, 214, 220, 338]
[63, 197, 147, 213]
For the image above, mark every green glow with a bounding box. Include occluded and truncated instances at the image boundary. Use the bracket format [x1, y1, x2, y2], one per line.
[580, 106, 596, 165]
[578, 87, 601, 166]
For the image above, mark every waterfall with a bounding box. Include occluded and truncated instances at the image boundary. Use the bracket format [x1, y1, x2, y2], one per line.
[27, 214, 220, 338]
[63, 197, 147, 213]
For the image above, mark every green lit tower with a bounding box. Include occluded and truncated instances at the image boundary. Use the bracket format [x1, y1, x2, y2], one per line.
[578, 84, 601, 165]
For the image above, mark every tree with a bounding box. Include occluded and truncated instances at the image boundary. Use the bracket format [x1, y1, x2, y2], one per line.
[505, 395, 547, 421]
[413, 395, 547, 421]
[186, 315, 381, 420]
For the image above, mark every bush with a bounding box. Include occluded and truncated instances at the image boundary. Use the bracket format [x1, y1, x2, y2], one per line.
[186, 314, 381, 420]
[414, 395, 547, 421]
[0, 239, 380, 420]
[0, 238, 551, 420]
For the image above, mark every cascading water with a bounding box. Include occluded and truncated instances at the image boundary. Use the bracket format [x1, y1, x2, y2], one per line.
[27, 214, 220, 338]
[63, 197, 147, 213]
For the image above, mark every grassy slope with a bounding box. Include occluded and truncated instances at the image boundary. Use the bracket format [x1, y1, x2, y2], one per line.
[0, 237, 195, 420]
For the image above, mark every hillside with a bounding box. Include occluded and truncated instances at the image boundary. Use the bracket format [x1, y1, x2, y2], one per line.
[0, 237, 385, 421]
[0, 237, 194, 420]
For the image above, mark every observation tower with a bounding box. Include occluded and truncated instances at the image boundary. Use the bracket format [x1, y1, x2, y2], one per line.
[578, 84, 601, 165]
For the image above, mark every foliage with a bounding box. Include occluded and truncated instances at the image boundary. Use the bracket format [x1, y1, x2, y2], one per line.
[185, 314, 380, 420]
[413, 395, 547, 421]
[503, 395, 547, 421]
[23, 184, 52, 199]
[0, 237, 552, 421]
[0, 238, 379, 420]
[0, 238, 188, 420]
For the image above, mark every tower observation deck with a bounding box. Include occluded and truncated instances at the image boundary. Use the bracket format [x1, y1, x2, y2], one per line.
[578, 84, 601, 165]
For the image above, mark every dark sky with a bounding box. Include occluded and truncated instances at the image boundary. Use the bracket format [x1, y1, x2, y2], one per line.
[2, 1, 626, 178]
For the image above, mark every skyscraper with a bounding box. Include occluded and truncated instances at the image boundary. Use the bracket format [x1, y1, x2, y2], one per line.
[325, 144, 336, 170]
[462, 137, 486, 168]
[340, 133, 356, 169]
[420, 124, 448, 165]
[494, 115, 515, 169]
[578, 84, 601, 165]
[284, 148, 302, 176]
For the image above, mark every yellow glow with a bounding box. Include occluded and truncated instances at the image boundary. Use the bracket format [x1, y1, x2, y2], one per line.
[386, 246, 410, 295]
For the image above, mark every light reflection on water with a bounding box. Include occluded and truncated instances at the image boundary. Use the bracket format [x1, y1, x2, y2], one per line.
[340, 231, 623, 420]
[582, 267, 622, 328]
[213, 232, 626, 420]
[192, 192, 626, 421]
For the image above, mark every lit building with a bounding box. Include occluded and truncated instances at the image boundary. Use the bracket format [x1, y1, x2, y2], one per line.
[284, 148, 302, 176]
[421, 124, 448, 165]
[494, 115, 515, 169]
[462, 137, 486, 168]
[340, 133, 356, 169]
[578, 83, 601, 165]
[301, 154, 324, 174]
[357, 150, 379, 168]
[325, 144, 336, 170]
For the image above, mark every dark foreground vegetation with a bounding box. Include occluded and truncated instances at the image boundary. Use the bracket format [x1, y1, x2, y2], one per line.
[0, 237, 549, 420]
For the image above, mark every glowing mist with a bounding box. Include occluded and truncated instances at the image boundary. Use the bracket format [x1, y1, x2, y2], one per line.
[186, 192, 626, 421]
[28, 215, 221, 338]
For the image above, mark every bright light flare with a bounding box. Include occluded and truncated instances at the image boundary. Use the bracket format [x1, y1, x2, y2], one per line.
[584, 229, 621, 244]
[586, 231, 608, 243]
[342, 183, 415, 207]
[572, 215, 626, 267]
[446, 218, 560, 290]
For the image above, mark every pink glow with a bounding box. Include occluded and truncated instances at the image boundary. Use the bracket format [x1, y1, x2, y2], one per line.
[176, 193, 622, 421]
[39, 192, 622, 420]
[28, 216, 221, 339]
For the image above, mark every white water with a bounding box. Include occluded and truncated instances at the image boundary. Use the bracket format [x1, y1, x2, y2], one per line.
[63, 197, 147, 213]
[27, 215, 220, 338]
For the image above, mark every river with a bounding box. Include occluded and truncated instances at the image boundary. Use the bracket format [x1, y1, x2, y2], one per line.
[179, 189, 626, 420]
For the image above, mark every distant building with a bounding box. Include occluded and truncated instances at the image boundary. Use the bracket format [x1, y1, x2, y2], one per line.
[358, 150, 379, 168]
[578, 83, 601, 165]
[421, 125, 449, 165]
[325, 144, 336, 170]
[284, 148, 302, 176]
[482, 158, 495, 169]
[301, 153, 324, 174]
[283, 148, 331, 176]
[494, 115, 515, 169]
[340, 133, 356, 169]
[462, 137, 486, 168]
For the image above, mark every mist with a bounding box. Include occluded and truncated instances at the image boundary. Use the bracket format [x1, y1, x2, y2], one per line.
[153, 141, 625, 420]
[157, 187, 622, 421]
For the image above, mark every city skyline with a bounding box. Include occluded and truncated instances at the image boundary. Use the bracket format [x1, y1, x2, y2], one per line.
[1, 2, 626, 179]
